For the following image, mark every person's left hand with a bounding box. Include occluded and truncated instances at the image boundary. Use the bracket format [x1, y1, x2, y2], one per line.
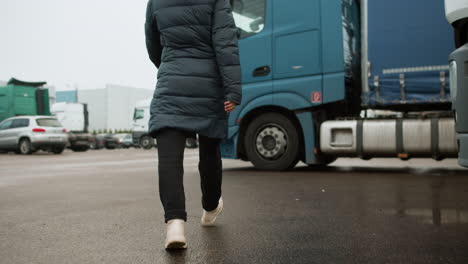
[224, 101, 237, 113]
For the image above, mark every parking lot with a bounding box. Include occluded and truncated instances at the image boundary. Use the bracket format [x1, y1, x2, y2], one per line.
[1, 149, 468, 264]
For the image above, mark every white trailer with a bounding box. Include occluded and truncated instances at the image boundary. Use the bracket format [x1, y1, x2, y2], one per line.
[51, 102, 92, 152]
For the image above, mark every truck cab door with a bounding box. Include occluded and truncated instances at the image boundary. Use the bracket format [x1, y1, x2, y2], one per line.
[271, 0, 324, 109]
[229, 0, 273, 126]
[271, 0, 345, 109]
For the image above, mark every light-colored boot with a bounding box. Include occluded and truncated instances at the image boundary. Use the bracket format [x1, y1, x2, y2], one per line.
[165, 219, 187, 249]
[201, 198, 223, 227]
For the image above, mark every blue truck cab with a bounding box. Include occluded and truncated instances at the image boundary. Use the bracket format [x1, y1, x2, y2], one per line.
[222, 0, 456, 170]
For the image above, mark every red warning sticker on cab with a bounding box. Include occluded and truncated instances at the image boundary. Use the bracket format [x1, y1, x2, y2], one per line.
[312, 92, 322, 103]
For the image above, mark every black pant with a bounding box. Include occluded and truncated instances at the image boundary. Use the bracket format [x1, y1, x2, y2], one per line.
[155, 128, 223, 223]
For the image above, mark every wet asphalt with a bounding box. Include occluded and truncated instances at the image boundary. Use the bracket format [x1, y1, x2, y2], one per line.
[0, 148, 468, 264]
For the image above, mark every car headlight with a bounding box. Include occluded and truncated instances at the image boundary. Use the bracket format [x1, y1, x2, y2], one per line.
[449, 60, 457, 101]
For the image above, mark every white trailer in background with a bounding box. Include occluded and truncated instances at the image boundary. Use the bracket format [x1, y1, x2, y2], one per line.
[77, 84, 154, 132]
[51, 102, 92, 152]
[131, 98, 198, 149]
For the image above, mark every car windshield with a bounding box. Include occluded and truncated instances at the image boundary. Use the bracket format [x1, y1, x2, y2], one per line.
[36, 118, 62, 127]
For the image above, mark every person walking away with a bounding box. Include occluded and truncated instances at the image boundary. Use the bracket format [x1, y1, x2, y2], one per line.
[145, 0, 242, 249]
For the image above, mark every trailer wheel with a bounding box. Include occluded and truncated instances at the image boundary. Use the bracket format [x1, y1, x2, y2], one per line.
[244, 113, 300, 171]
[18, 138, 32, 155]
[140, 135, 154, 149]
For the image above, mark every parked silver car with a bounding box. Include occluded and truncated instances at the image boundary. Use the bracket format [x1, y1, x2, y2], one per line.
[0, 116, 68, 154]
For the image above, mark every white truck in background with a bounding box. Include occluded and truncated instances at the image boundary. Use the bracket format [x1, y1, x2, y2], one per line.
[131, 98, 198, 149]
[51, 102, 92, 152]
[132, 99, 155, 149]
[446, 0, 468, 167]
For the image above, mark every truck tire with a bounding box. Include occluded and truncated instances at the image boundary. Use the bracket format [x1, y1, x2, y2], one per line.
[140, 135, 154, 149]
[244, 113, 300, 171]
[89, 142, 96, 149]
[18, 138, 32, 155]
[185, 138, 198, 149]
[52, 147, 65, 154]
[71, 146, 89, 152]
[307, 155, 337, 169]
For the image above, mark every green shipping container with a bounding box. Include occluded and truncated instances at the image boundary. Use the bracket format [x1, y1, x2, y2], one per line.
[0, 78, 51, 122]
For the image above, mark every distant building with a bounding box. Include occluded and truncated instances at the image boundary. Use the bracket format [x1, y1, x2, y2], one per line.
[56, 90, 78, 103]
[77, 84, 153, 131]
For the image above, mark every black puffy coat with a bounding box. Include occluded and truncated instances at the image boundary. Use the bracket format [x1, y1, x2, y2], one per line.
[145, 0, 242, 139]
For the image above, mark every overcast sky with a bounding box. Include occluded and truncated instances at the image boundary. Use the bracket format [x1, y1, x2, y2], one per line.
[0, 0, 156, 91]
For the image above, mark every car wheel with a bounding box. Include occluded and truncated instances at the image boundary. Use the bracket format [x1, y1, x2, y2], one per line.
[244, 113, 301, 171]
[18, 138, 32, 155]
[140, 135, 154, 149]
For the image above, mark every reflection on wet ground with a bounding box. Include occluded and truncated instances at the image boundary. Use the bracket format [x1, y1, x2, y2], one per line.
[218, 160, 468, 263]
[1, 151, 467, 264]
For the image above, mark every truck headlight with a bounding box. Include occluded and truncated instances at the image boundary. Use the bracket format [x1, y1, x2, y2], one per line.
[449, 60, 458, 101]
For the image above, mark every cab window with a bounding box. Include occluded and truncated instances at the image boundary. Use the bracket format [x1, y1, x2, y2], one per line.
[230, 0, 266, 39]
[134, 109, 145, 120]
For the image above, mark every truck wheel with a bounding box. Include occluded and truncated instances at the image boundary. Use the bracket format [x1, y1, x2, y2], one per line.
[52, 147, 65, 154]
[140, 136, 154, 149]
[185, 138, 198, 149]
[89, 142, 97, 149]
[71, 146, 89, 152]
[244, 113, 300, 171]
[307, 155, 337, 169]
[18, 138, 32, 155]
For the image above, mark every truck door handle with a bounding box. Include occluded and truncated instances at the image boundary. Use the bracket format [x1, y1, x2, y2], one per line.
[253, 66, 271, 77]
